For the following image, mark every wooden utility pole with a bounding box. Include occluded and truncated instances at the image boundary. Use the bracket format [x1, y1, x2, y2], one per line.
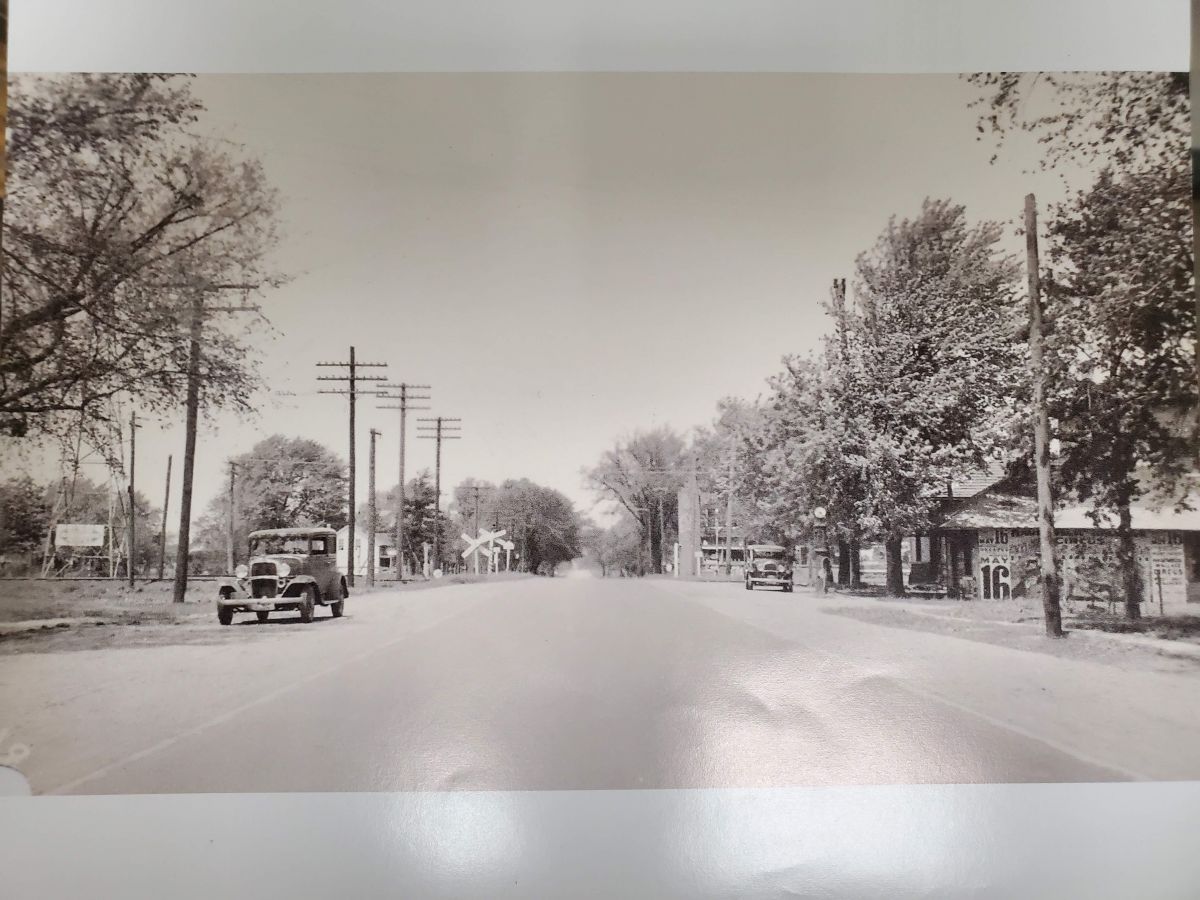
[172, 286, 259, 603]
[1025, 194, 1065, 638]
[723, 453, 735, 575]
[158, 454, 172, 580]
[318, 347, 388, 587]
[367, 428, 381, 586]
[127, 411, 138, 587]
[468, 483, 490, 574]
[416, 416, 461, 573]
[226, 462, 237, 576]
[172, 298, 204, 602]
[377, 383, 431, 578]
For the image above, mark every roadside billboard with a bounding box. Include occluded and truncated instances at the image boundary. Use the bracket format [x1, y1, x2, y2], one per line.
[55, 524, 107, 547]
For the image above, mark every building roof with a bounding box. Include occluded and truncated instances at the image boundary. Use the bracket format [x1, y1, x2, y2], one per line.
[248, 527, 337, 539]
[938, 493, 1038, 530]
[935, 458, 1009, 500]
[938, 481, 1200, 532]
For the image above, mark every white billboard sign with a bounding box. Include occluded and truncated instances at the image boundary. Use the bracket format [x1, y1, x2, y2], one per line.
[55, 524, 107, 547]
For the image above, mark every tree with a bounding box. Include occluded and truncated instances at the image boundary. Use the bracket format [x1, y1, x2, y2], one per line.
[195, 435, 347, 569]
[378, 470, 442, 570]
[34, 475, 160, 576]
[0, 475, 49, 557]
[969, 70, 1195, 619]
[966, 72, 1188, 174]
[689, 398, 764, 573]
[743, 351, 867, 580]
[582, 514, 644, 577]
[451, 478, 497, 538]
[747, 202, 1021, 595]
[486, 479, 581, 575]
[850, 200, 1021, 592]
[2, 74, 282, 443]
[586, 427, 685, 575]
[1047, 164, 1195, 620]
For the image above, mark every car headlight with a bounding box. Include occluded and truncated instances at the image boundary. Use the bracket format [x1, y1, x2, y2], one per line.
[276, 562, 291, 578]
[235, 564, 249, 579]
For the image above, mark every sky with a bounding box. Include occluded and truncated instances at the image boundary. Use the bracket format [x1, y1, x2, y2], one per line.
[13, 72, 1090, 529]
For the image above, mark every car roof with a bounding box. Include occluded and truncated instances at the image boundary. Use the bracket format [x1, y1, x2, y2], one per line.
[248, 527, 337, 539]
[748, 543, 786, 551]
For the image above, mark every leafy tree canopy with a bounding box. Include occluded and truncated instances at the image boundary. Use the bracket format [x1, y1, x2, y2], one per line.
[2, 74, 284, 443]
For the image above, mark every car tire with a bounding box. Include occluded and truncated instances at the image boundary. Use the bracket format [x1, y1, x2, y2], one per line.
[256, 610, 270, 622]
[784, 584, 794, 593]
[745, 580, 753, 591]
[298, 586, 316, 624]
[218, 606, 233, 626]
[331, 578, 348, 618]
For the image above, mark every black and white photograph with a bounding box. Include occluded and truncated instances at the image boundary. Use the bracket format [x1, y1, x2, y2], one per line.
[0, 67, 1195, 798]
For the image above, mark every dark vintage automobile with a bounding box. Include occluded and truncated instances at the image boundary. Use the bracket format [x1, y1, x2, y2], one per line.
[216, 527, 348, 625]
[744, 543, 794, 592]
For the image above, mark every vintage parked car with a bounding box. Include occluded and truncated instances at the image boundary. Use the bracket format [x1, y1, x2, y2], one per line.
[744, 543, 794, 592]
[216, 527, 348, 625]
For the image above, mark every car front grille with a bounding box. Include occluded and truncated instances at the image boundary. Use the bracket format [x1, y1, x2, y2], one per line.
[251, 579, 278, 599]
[250, 562, 276, 578]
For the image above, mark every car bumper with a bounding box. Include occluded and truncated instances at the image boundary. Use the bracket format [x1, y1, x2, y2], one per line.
[217, 585, 304, 610]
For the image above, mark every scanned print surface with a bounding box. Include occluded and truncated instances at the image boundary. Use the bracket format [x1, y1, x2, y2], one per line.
[0, 72, 1195, 795]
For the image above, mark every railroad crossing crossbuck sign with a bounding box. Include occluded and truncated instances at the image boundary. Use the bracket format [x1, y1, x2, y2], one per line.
[462, 529, 508, 572]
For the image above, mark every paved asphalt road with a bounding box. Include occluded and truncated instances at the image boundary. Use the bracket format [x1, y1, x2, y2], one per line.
[13, 570, 1195, 796]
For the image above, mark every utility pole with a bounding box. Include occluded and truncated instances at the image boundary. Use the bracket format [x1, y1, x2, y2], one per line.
[172, 286, 259, 603]
[367, 428, 381, 587]
[226, 462, 237, 576]
[318, 347, 388, 587]
[468, 484, 490, 574]
[723, 452, 735, 575]
[416, 416, 461, 573]
[173, 298, 204, 602]
[377, 383, 431, 578]
[1025, 194, 1064, 638]
[158, 455, 172, 580]
[127, 411, 138, 587]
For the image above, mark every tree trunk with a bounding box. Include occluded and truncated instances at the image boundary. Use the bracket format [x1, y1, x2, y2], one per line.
[849, 538, 862, 589]
[1117, 502, 1142, 621]
[948, 537, 960, 599]
[649, 512, 663, 575]
[837, 539, 851, 586]
[885, 537, 905, 596]
[658, 498, 668, 574]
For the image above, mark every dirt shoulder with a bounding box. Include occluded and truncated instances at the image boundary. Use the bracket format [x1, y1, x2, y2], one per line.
[822, 597, 1200, 676]
[0, 573, 531, 655]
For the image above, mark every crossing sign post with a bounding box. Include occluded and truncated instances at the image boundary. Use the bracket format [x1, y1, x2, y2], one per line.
[461, 528, 507, 575]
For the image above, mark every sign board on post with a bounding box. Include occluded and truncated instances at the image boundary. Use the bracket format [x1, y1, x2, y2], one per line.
[55, 524, 107, 547]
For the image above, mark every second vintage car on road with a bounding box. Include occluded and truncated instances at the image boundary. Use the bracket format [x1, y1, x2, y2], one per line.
[744, 543, 795, 592]
[216, 527, 349, 625]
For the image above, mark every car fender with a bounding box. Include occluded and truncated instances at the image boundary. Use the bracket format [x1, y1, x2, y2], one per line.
[216, 577, 249, 600]
[281, 574, 321, 600]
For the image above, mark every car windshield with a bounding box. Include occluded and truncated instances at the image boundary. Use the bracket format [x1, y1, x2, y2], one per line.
[250, 535, 311, 556]
[755, 550, 785, 560]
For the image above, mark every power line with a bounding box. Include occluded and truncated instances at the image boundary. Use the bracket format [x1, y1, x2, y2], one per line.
[317, 346, 388, 588]
[416, 416, 462, 572]
[367, 428, 381, 587]
[377, 383, 431, 579]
